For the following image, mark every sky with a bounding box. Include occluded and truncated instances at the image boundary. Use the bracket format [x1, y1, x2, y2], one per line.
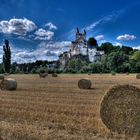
[0, 0, 140, 63]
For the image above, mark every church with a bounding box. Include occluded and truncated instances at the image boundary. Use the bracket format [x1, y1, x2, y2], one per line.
[59, 28, 104, 70]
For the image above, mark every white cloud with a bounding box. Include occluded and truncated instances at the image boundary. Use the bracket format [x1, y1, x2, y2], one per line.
[95, 35, 104, 41]
[0, 41, 71, 63]
[34, 28, 54, 40]
[85, 20, 100, 31]
[117, 34, 136, 41]
[99, 40, 107, 44]
[45, 22, 57, 30]
[85, 10, 124, 31]
[38, 41, 71, 52]
[114, 42, 123, 47]
[0, 18, 37, 36]
[133, 45, 140, 50]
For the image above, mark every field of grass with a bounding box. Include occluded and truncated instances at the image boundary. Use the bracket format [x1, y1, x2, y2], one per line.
[0, 74, 139, 140]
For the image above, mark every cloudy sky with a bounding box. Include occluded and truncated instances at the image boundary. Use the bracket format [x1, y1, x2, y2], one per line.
[0, 0, 140, 63]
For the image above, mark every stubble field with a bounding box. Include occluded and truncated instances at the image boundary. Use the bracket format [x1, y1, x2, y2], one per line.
[0, 74, 139, 140]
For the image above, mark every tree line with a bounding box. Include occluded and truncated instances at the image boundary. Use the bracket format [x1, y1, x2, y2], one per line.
[1, 40, 140, 74]
[66, 42, 140, 73]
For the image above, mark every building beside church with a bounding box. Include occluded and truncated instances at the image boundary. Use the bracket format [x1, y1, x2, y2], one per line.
[59, 28, 104, 70]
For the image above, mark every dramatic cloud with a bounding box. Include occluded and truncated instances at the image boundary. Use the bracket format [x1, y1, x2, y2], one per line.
[0, 18, 37, 36]
[117, 34, 136, 41]
[38, 41, 71, 52]
[34, 28, 54, 40]
[1, 41, 71, 63]
[95, 35, 104, 41]
[45, 22, 57, 30]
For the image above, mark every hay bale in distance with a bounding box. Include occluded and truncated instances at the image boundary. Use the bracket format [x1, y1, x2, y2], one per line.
[52, 73, 58, 77]
[100, 85, 140, 136]
[4, 73, 10, 76]
[39, 73, 48, 78]
[136, 74, 140, 79]
[78, 79, 92, 89]
[0, 78, 17, 90]
[126, 72, 129, 75]
[0, 74, 4, 80]
[111, 71, 116, 76]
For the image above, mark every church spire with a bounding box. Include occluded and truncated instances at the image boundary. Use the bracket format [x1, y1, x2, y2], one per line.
[84, 29, 86, 35]
[76, 27, 79, 34]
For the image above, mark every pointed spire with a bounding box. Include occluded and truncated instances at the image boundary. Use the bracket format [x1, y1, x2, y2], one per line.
[76, 27, 79, 34]
[84, 29, 86, 35]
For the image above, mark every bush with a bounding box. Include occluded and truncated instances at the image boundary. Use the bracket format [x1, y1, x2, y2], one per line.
[36, 67, 48, 73]
[79, 66, 91, 73]
[89, 62, 103, 73]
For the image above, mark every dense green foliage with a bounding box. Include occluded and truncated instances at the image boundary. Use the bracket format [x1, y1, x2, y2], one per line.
[66, 43, 140, 73]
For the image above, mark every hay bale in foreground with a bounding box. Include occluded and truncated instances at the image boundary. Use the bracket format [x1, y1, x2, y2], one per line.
[100, 85, 140, 136]
[0, 78, 17, 90]
[0, 74, 4, 80]
[39, 73, 48, 78]
[52, 73, 58, 77]
[78, 79, 92, 89]
[136, 74, 140, 79]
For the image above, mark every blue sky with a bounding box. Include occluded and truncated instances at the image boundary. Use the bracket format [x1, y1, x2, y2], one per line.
[0, 0, 140, 63]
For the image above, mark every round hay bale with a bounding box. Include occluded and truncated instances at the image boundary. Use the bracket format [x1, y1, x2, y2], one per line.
[100, 85, 140, 136]
[0, 78, 17, 90]
[0, 74, 4, 80]
[52, 73, 58, 77]
[126, 72, 129, 75]
[136, 74, 140, 79]
[111, 71, 116, 76]
[39, 73, 48, 78]
[78, 79, 92, 89]
[4, 73, 10, 76]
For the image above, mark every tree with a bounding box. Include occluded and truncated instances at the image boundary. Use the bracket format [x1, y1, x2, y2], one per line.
[89, 62, 103, 73]
[130, 51, 140, 72]
[79, 66, 91, 73]
[121, 46, 133, 55]
[87, 37, 98, 49]
[99, 42, 120, 54]
[0, 64, 4, 74]
[106, 51, 129, 72]
[130, 51, 140, 61]
[10, 62, 17, 74]
[3, 40, 11, 73]
[67, 59, 87, 73]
